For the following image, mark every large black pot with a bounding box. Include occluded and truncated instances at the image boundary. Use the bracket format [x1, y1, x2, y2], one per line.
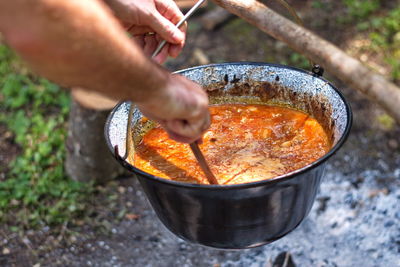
[104, 63, 352, 249]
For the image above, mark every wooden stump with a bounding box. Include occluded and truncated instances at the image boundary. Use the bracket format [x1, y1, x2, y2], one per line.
[65, 89, 127, 184]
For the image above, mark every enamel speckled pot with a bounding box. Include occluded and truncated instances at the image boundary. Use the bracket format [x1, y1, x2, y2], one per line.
[104, 63, 352, 249]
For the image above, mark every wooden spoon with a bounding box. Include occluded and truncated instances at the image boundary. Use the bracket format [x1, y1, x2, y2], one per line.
[190, 142, 219, 185]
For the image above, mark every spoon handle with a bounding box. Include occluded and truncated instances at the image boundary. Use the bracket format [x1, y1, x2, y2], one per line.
[190, 142, 219, 185]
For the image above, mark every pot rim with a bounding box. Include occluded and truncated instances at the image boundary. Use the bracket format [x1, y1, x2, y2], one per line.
[104, 62, 353, 190]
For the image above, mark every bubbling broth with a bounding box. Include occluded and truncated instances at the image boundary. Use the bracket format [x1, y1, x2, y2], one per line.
[132, 104, 331, 185]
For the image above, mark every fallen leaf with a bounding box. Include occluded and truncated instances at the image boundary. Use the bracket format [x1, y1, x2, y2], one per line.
[125, 213, 140, 220]
[2, 248, 10, 255]
[118, 186, 126, 194]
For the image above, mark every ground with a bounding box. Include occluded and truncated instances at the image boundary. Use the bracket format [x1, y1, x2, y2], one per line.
[1, 1, 400, 266]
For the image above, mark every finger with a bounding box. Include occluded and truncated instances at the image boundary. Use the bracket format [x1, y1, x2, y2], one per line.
[133, 35, 145, 49]
[186, 111, 211, 135]
[164, 27, 185, 58]
[148, 13, 185, 44]
[156, 1, 187, 44]
[172, 21, 186, 57]
[129, 26, 154, 36]
[121, 21, 132, 29]
[169, 43, 183, 58]
[166, 120, 196, 140]
[158, 119, 196, 143]
[165, 129, 197, 144]
[178, 21, 187, 42]
[143, 35, 157, 57]
[165, 114, 210, 143]
[153, 43, 170, 64]
[155, 0, 184, 25]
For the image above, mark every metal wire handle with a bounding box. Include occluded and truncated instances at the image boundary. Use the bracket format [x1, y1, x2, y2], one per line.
[273, 0, 323, 74]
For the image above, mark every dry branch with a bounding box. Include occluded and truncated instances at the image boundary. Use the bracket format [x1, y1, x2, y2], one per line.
[200, 6, 235, 30]
[212, 0, 400, 123]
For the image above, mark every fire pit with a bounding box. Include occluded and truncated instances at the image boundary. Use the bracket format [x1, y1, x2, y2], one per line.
[104, 62, 352, 249]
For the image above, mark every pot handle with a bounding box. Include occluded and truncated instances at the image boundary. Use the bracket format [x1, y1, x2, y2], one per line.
[311, 64, 324, 77]
[104, 101, 134, 161]
[274, 0, 324, 76]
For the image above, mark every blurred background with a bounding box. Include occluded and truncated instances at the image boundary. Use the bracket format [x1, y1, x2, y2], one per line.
[0, 0, 399, 266]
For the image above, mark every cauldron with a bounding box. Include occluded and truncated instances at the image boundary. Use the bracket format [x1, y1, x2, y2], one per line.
[104, 63, 352, 249]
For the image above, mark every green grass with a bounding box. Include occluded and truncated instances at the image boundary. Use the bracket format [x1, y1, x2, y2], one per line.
[338, 0, 400, 82]
[281, 52, 311, 70]
[342, 0, 380, 20]
[0, 44, 93, 229]
[368, 7, 400, 81]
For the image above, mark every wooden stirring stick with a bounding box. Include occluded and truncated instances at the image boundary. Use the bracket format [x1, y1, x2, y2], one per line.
[190, 143, 219, 185]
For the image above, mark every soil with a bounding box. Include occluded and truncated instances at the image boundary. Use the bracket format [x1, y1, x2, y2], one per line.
[1, 2, 400, 266]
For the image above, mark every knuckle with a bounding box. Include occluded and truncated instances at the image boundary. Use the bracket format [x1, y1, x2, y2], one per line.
[165, 26, 177, 38]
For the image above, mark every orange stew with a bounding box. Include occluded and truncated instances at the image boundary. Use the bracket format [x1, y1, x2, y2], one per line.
[133, 104, 331, 185]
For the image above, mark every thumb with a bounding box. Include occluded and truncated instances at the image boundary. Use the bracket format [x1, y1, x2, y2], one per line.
[149, 13, 184, 45]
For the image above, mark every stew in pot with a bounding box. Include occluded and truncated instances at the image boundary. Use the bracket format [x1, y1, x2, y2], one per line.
[133, 104, 331, 185]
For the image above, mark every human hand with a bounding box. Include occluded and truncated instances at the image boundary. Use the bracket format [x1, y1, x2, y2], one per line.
[136, 74, 210, 143]
[105, 0, 186, 63]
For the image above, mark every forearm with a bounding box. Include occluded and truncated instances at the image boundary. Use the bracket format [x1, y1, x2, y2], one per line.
[0, 0, 168, 102]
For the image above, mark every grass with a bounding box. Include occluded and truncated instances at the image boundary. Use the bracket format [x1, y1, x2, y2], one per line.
[339, 0, 400, 82]
[367, 7, 400, 81]
[342, 0, 380, 20]
[281, 52, 311, 70]
[0, 44, 94, 230]
[310, 0, 400, 83]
